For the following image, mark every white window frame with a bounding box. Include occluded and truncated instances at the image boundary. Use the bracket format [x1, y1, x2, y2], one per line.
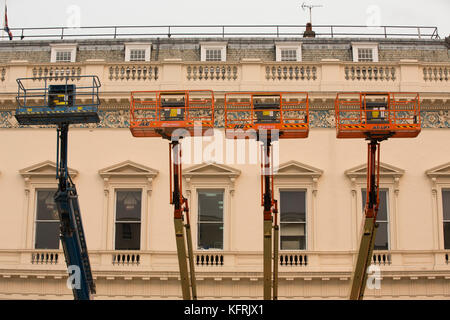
[113, 189, 143, 251]
[20, 161, 77, 250]
[34, 188, 60, 250]
[50, 44, 77, 63]
[99, 161, 158, 251]
[351, 42, 379, 62]
[200, 42, 227, 62]
[278, 188, 308, 251]
[346, 162, 404, 251]
[197, 189, 225, 250]
[183, 163, 240, 251]
[274, 160, 323, 251]
[275, 42, 302, 62]
[426, 162, 450, 250]
[441, 189, 450, 250]
[124, 43, 152, 62]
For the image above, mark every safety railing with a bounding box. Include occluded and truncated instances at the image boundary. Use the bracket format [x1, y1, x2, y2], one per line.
[0, 25, 440, 40]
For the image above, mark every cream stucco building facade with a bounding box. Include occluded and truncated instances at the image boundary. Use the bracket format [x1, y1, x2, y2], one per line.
[0, 34, 449, 299]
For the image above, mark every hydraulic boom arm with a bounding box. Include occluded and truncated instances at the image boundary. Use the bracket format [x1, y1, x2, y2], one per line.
[261, 136, 279, 300]
[349, 139, 381, 300]
[170, 140, 197, 300]
[54, 124, 96, 300]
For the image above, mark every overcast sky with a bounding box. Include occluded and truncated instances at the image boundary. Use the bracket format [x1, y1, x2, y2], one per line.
[3, 0, 450, 38]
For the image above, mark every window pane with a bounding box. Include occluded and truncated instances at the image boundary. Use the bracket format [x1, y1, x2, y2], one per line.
[374, 222, 389, 250]
[116, 191, 141, 221]
[444, 222, 450, 250]
[130, 49, 146, 61]
[198, 223, 223, 249]
[280, 223, 305, 250]
[280, 191, 306, 222]
[115, 223, 141, 250]
[56, 51, 71, 62]
[362, 189, 388, 221]
[358, 48, 373, 62]
[281, 49, 297, 61]
[377, 190, 388, 221]
[36, 190, 59, 221]
[35, 222, 60, 249]
[205, 49, 221, 61]
[443, 190, 450, 221]
[198, 190, 223, 222]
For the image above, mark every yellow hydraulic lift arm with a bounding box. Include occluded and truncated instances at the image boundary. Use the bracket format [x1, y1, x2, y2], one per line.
[170, 140, 197, 300]
[350, 140, 380, 300]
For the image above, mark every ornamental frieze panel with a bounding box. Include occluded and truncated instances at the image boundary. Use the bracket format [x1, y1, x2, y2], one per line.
[0, 109, 449, 129]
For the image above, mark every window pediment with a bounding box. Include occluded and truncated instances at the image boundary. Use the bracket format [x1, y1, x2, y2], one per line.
[183, 162, 241, 179]
[183, 162, 240, 195]
[98, 160, 158, 179]
[20, 160, 78, 179]
[345, 162, 404, 180]
[275, 160, 323, 178]
[426, 162, 450, 179]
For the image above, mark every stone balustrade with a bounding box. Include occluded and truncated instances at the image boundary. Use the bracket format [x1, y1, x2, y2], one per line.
[265, 64, 318, 81]
[0, 60, 448, 100]
[344, 64, 397, 82]
[0, 249, 448, 278]
[186, 64, 239, 81]
[423, 65, 449, 82]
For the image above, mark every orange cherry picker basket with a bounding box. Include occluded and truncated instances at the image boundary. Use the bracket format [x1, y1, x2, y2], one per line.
[130, 90, 215, 138]
[224, 92, 309, 139]
[335, 92, 420, 139]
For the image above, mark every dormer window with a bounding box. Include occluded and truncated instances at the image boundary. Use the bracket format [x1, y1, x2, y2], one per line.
[200, 42, 227, 62]
[275, 42, 302, 62]
[352, 42, 379, 62]
[50, 44, 77, 63]
[125, 43, 152, 62]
